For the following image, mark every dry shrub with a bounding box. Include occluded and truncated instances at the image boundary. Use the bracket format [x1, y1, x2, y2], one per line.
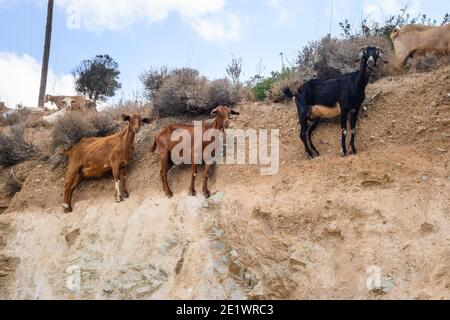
[89, 113, 119, 137]
[0, 107, 31, 127]
[267, 35, 393, 103]
[267, 71, 302, 103]
[241, 85, 256, 103]
[3, 170, 22, 196]
[52, 112, 118, 150]
[104, 101, 153, 121]
[297, 35, 393, 80]
[408, 54, 450, 73]
[0, 125, 36, 166]
[204, 79, 239, 108]
[145, 68, 238, 117]
[153, 68, 209, 117]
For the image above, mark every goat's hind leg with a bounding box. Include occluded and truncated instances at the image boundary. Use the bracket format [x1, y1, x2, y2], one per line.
[160, 151, 173, 198]
[349, 109, 360, 155]
[63, 167, 83, 213]
[307, 118, 321, 157]
[340, 110, 349, 157]
[202, 164, 212, 199]
[299, 107, 314, 159]
[189, 163, 198, 196]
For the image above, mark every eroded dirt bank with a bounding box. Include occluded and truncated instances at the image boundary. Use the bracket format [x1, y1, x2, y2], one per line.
[0, 66, 449, 299]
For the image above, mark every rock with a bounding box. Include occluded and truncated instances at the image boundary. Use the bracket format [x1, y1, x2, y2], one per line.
[420, 175, 429, 183]
[64, 229, 80, 247]
[248, 281, 266, 300]
[436, 148, 447, 153]
[416, 126, 427, 134]
[229, 250, 239, 258]
[289, 244, 308, 268]
[202, 192, 226, 209]
[211, 241, 226, 251]
[370, 276, 395, 295]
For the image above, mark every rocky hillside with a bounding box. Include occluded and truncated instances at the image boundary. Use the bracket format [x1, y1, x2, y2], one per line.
[0, 66, 449, 299]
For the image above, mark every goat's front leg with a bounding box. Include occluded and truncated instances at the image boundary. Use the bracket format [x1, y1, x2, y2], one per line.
[340, 111, 349, 157]
[119, 167, 129, 198]
[112, 165, 123, 203]
[349, 108, 360, 155]
[189, 164, 198, 196]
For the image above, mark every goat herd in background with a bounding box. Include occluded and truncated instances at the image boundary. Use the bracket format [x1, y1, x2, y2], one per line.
[60, 23, 450, 213]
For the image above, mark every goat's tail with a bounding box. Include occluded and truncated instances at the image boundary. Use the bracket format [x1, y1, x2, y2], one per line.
[283, 87, 296, 99]
[151, 139, 158, 153]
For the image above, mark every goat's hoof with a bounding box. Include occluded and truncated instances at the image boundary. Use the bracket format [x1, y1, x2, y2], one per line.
[341, 152, 348, 157]
[63, 207, 73, 214]
[116, 196, 123, 203]
[166, 192, 173, 199]
[189, 191, 197, 197]
[203, 191, 211, 199]
[122, 191, 130, 198]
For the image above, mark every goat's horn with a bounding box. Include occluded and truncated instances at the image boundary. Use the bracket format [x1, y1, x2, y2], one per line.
[356, 46, 368, 53]
[210, 108, 219, 115]
[375, 46, 386, 55]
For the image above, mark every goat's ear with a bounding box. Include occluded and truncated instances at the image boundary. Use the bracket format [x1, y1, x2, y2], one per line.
[230, 110, 240, 116]
[142, 117, 152, 124]
[122, 114, 131, 122]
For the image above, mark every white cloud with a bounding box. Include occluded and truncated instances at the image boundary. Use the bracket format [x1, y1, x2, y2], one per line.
[189, 12, 242, 44]
[363, 0, 421, 22]
[54, 0, 242, 43]
[0, 52, 75, 108]
[265, 0, 293, 25]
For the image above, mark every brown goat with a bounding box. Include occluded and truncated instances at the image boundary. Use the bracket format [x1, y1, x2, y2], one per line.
[63, 113, 151, 213]
[151, 106, 239, 198]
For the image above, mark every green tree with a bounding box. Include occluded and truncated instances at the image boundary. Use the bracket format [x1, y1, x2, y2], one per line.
[73, 55, 121, 101]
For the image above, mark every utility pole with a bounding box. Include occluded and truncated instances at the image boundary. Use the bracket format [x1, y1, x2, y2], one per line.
[38, 0, 54, 108]
[329, 0, 334, 36]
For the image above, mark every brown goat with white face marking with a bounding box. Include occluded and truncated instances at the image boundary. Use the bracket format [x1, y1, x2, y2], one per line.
[151, 106, 239, 198]
[63, 113, 151, 213]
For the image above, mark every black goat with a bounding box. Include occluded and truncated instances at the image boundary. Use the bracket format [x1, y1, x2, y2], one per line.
[284, 46, 387, 158]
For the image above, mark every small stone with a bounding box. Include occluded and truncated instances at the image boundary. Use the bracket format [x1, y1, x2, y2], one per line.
[437, 148, 447, 153]
[230, 250, 239, 258]
[421, 222, 434, 233]
[370, 276, 395, 295]
[420, 175, 429, 183]
[416, 126, 427, 134]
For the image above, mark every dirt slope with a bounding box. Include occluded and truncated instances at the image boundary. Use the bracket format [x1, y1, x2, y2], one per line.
[0, 66, 449, 299]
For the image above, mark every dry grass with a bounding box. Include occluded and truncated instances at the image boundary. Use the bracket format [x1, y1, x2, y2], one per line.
[0, 125, 36, 167]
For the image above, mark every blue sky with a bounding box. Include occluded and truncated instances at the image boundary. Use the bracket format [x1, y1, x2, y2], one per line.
[0, 0, 448, 107]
